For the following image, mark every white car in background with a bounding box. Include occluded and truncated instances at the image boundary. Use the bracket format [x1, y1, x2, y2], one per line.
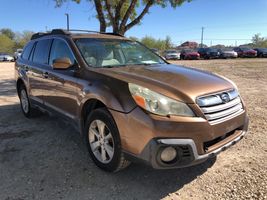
[14, 49, 23, 60]
[0, 53, 15, 62]
[163, 50, 180, 60]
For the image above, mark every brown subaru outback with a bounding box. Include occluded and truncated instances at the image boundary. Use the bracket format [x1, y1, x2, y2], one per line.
[15, 29, 249, 172]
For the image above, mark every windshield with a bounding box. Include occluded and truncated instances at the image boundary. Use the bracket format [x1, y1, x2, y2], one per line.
[207, 48, 218, 52]
[221, 48, 233, 51]
[183, 49, 194, 53]
[240, 47, 251, 51]
[75, 38, 165, 68]
[258, 48, 267, 52]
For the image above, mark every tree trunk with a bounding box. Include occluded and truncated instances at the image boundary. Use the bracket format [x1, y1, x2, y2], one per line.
[94, 0, 106, 32]
[113, 0, 126, 35]
[118, 0, 138, 35]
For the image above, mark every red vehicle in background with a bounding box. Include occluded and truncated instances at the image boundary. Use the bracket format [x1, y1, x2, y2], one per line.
[233, 47, 257, 58]
[180, 49, 200, 60]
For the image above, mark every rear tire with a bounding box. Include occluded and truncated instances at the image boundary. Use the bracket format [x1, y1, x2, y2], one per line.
[85, 108, 130, 172]
[18, 85, 39, 118]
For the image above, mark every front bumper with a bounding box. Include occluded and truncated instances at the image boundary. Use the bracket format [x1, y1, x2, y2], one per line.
[110, 105, 249, 169]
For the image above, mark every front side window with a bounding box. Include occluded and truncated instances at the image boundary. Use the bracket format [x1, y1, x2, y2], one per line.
[49, 39, 75, 66]
[32, 39, 52, 64]
[75, 38, 165, 68]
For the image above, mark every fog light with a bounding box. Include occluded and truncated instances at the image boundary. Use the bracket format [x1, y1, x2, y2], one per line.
[160, 146, 177, 163]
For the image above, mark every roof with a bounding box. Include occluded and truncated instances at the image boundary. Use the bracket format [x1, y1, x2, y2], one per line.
[31, 29, 126, 40]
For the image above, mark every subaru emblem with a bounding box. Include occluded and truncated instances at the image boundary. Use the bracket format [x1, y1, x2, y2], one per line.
[220, 93, 230, 103]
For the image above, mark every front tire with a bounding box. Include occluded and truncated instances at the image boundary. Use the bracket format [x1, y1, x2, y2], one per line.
[85, 108, 130, 172]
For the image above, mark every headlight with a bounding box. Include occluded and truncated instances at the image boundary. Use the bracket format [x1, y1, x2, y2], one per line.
[128, 83, 195, 117]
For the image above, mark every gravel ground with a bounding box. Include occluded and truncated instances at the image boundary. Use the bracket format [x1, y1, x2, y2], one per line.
[0, 59, 266, 200]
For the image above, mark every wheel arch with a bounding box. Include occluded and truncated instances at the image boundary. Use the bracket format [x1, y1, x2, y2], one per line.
[79, 98, 108, 134]
[16, 78, 25, 94]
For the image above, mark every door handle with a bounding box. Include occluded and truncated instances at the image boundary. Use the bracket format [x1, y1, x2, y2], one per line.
[24, 66, 29, 72]
[43, 72, 49, 79]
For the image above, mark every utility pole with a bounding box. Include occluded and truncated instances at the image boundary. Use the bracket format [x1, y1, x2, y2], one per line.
[201, 27, 205, 48]
[65, 13, 70, 31]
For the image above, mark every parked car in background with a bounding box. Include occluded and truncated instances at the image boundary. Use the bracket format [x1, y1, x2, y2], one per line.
[218, 48, 238, 59]
[233, 47, 257, 58]
[163, 50, 180, 60]
[14, 49, 23, 60]
[198, 48, 220, 59]
[151, 48, 160, 55]
[254, 48, 267, 58]
[180, 49, 200, 60]
[0, 53, 14, 62]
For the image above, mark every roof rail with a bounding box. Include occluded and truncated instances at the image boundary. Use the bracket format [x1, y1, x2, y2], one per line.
[67, 29, 100, 34]
[31, 28, 124, 40]
[31, 32, 50, 40]
[68, 29, 124, 37]
[31, 29, 70, 40]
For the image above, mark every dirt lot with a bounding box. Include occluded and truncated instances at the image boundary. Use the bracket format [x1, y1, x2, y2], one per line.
[0, 59, 266, 200]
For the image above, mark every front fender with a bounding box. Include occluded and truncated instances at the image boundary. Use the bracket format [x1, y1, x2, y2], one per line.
[77, 78, 137, 117]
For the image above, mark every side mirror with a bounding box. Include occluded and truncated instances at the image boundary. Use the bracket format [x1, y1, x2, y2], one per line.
[52, 57, 72, 70]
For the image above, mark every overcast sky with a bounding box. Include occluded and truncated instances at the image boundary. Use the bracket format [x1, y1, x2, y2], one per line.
[0, 0, 266, 46]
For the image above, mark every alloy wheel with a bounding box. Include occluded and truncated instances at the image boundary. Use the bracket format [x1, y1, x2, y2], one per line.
[88, 120, 114, 164]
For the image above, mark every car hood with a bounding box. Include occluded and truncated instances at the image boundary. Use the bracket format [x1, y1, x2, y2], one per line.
[244, 50, 256, 53]
[98, 64, 234, 103]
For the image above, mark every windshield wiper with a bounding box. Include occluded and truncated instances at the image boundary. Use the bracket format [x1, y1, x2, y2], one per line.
[101, 64, 127, 68]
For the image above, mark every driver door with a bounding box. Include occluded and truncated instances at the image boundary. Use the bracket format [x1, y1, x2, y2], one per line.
[42, 38, 79, 120]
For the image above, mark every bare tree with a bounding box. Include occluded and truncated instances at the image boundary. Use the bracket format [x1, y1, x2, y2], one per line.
[55, 0, 191, 35]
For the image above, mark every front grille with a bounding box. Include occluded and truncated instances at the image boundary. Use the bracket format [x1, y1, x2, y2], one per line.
[197, 89, 244, 124]
[203, 129, 236, 152]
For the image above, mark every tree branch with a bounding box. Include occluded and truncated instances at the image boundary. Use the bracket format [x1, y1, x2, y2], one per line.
[104, 0, 114, 22]
[113, 0, 126, 33]
[119, 0, 138, 31]
[125, 0, 154, 32]
[93, 0, 106, 32]
[115, 0, 126, 19]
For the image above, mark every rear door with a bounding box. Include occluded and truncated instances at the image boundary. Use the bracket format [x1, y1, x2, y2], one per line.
[28, 39, 52, 103]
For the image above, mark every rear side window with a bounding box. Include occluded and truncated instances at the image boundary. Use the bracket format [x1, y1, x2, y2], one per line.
[32, 39, 52, 64]
[22, 42, 34, 60]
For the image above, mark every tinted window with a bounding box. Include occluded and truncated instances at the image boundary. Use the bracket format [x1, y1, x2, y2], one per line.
[32, 39, 52, 64]
[22, 42, 34, 60]
[49, 39, 75, 66]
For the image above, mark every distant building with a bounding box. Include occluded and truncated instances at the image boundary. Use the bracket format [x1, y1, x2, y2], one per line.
[180, 41, 199, 49]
